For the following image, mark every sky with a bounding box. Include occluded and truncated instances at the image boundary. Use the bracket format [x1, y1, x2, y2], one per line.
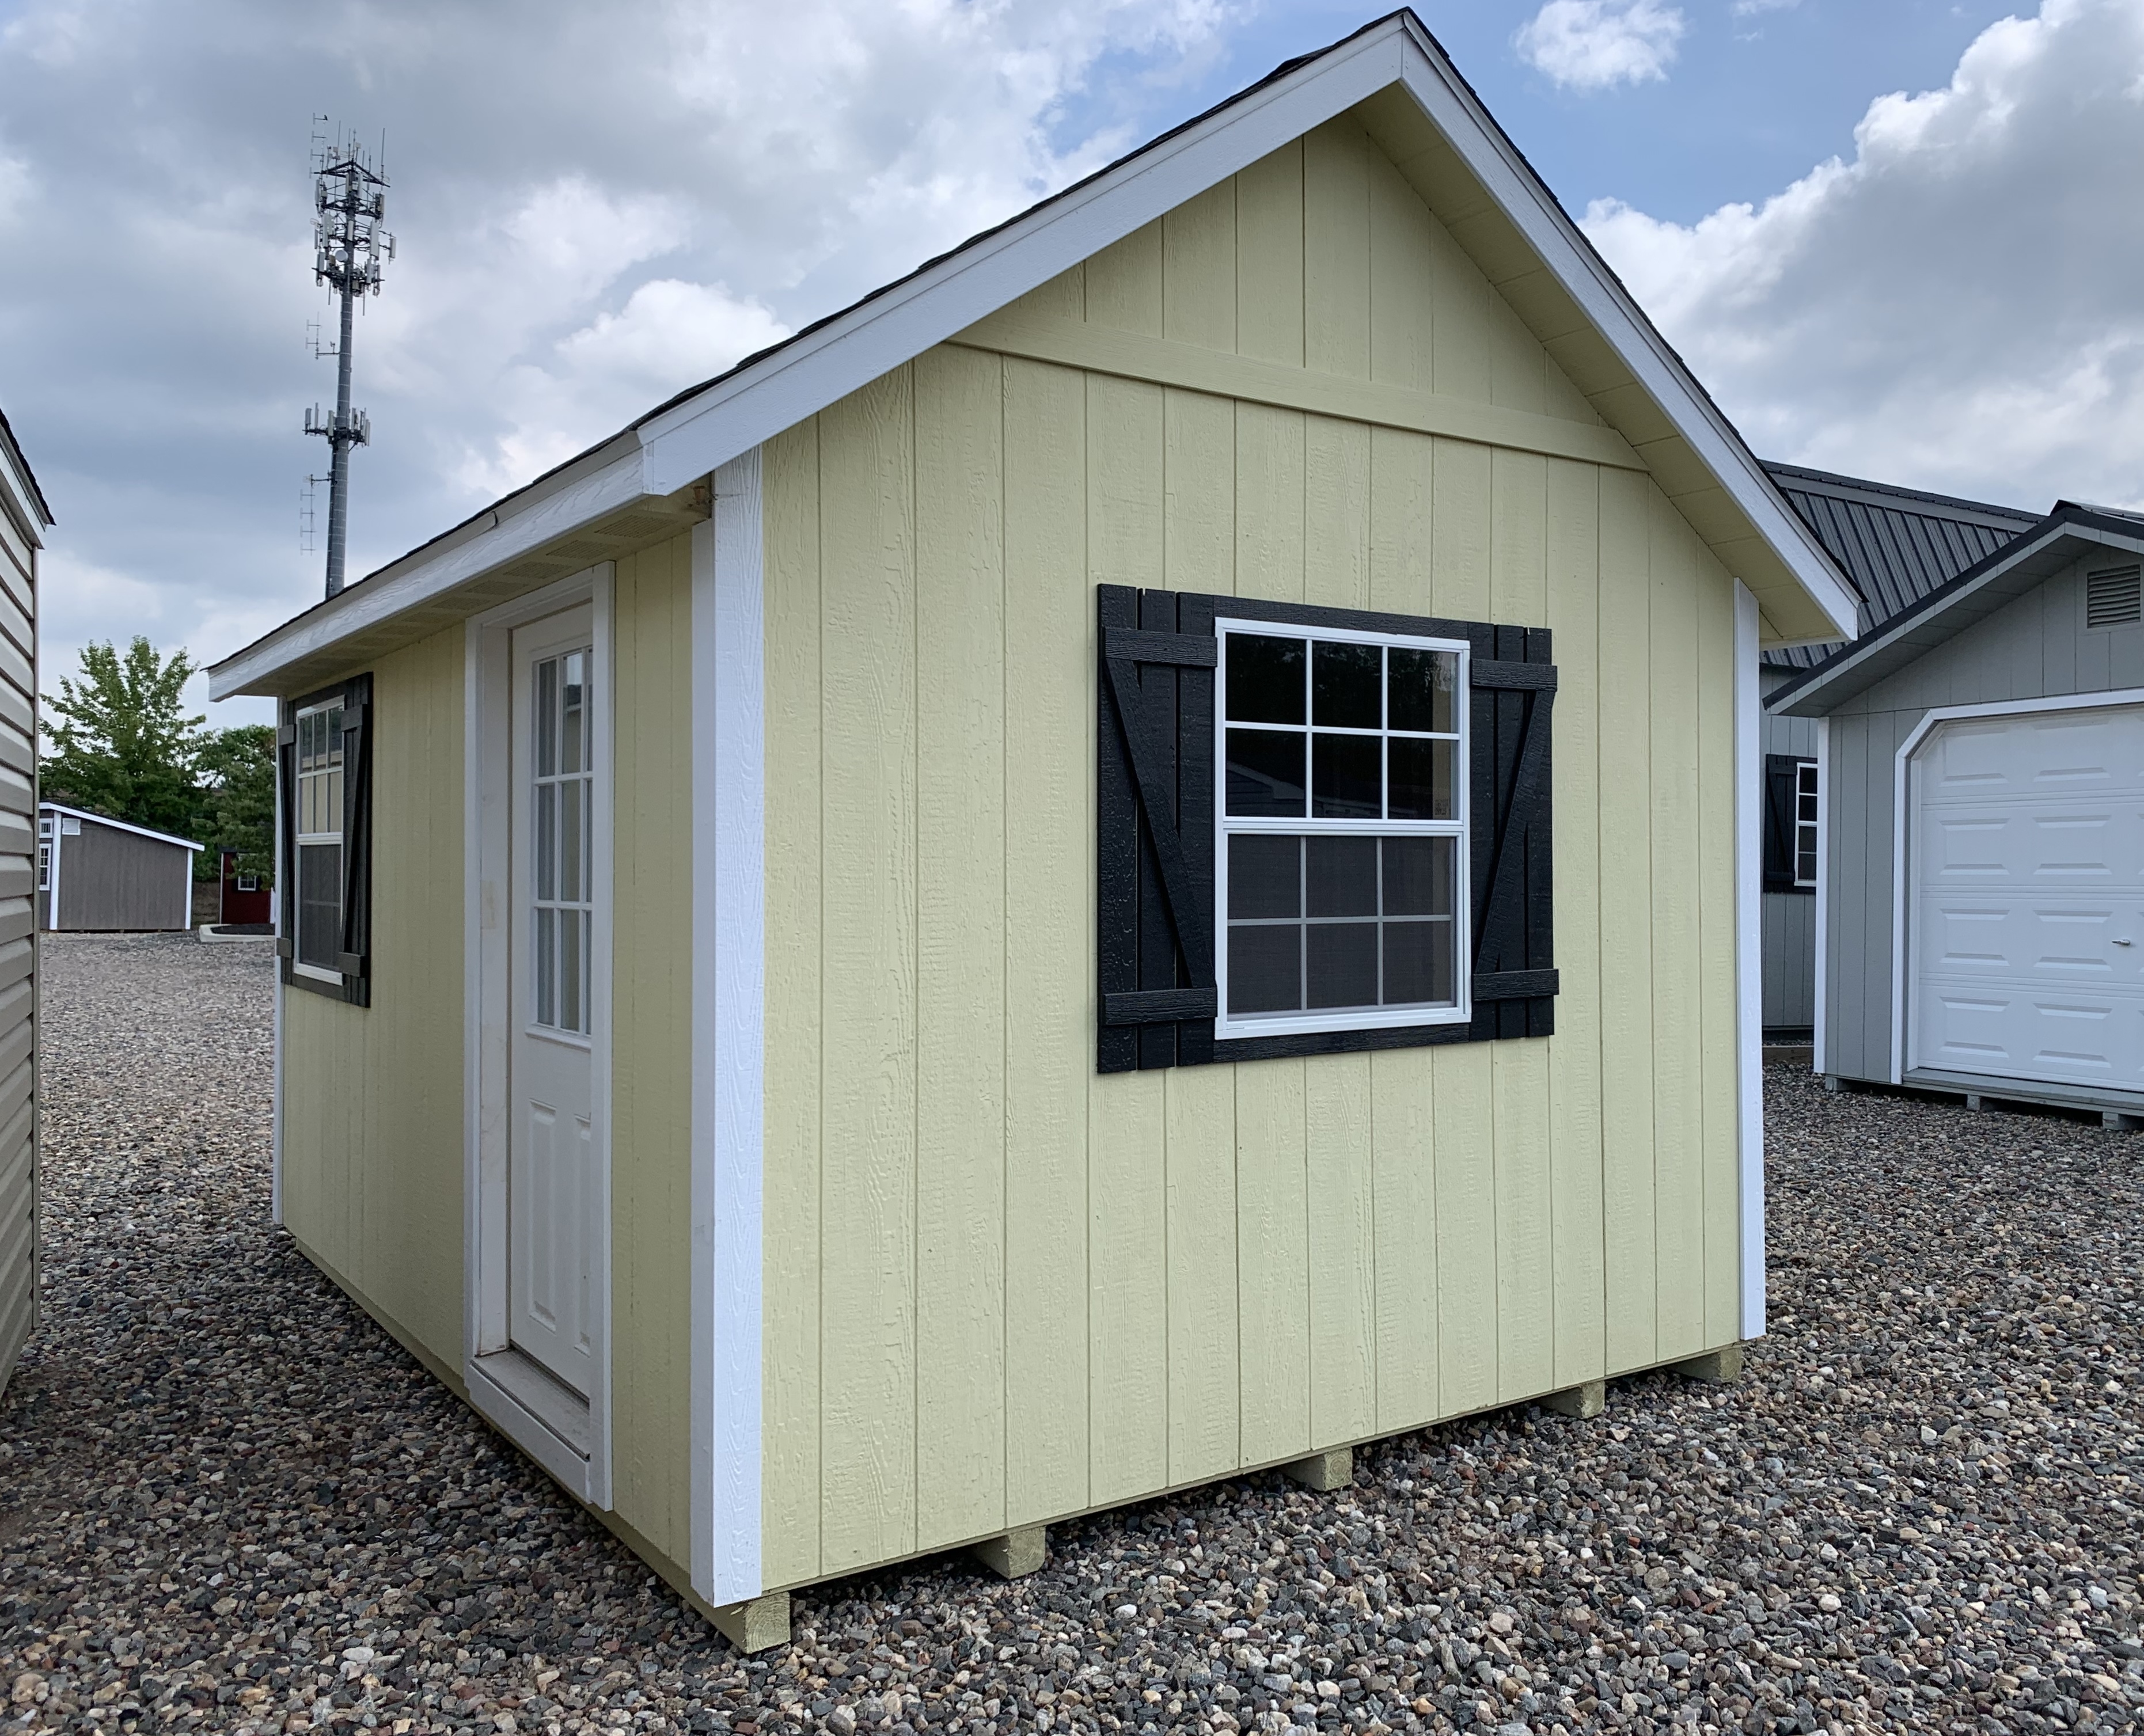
[1, 0, 2139, 727]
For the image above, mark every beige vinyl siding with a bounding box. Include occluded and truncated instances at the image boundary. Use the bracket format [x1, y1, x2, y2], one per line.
[0, 468, 33, 1396]
[759, 117, 1747, 1590]
[607, 534, 696, 1569]
[281, 627, 466, 1370]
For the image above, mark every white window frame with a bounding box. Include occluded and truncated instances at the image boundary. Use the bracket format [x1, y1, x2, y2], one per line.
[291, 696, 346, 984]
[1792, 758, 1819, 890]
[1213, 617, 1471, 1042]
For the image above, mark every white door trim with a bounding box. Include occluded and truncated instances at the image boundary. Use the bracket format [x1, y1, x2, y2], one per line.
[1888, 685, 2144, 1085]
[1812, 716, 1829, 1078]
[690, 450, 765, 1608]
[1732, 582, 1766, 1341]
[462, 563, 616, 1507]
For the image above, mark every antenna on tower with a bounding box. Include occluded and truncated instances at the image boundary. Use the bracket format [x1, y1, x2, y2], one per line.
[304, 117, 394, 599]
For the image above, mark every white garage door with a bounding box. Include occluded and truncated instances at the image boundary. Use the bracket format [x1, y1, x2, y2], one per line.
[1911, 702, 2144, 1092]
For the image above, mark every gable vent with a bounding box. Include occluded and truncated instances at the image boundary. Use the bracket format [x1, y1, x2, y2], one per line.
[2086, 565, 2143, 629]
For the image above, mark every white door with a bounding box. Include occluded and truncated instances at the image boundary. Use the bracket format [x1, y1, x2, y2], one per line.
[509, 607, 599, 1394]
[1911, 702, 2144, 1090]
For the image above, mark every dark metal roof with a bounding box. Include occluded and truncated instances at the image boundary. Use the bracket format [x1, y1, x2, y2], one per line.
[0, 403, 53, 528]
[1759, 462, 2039, 668]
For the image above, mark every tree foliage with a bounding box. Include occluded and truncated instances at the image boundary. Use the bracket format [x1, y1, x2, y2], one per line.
[196, 723, 277, 879]
[41, 639, 279, 881]
[41, 639, 206, 840]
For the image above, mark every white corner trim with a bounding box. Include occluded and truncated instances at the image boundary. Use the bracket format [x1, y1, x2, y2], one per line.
[1811, 716, 1829, 1078]
[1888, 684, 2144, 1087]
[691, 450, 765, 1608]
[209, 447, 646, 700]
[1733, 582, 1766, 1341]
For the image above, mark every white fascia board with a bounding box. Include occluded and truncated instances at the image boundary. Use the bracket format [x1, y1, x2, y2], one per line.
[637, 26, 1409, 496]
[208, 446, 646, 700]
[39, 801, 202, 852]
[1388, 40, 1857, 642]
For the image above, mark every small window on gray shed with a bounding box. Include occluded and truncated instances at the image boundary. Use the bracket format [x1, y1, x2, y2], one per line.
[2085, 565, 2142, 629]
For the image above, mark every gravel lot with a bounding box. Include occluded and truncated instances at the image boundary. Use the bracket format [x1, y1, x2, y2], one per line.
[3, 933, 2142, 1735]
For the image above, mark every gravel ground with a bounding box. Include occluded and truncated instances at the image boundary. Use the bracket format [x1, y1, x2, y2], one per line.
[3, 933, 2142, 1736]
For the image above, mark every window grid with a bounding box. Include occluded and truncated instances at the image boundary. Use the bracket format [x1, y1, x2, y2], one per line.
[293, 699, 346, 977]
[1794, 759, 1819, 888]
[529, 647, 594, 1038]
[1215, 620, 1470, 1039]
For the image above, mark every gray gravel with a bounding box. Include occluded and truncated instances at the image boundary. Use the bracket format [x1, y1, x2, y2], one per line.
[4, 933, 2142, 1735]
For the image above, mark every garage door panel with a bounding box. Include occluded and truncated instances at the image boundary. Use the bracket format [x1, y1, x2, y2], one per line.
[1917, 979, 2144, 1084]
[1911, 701, 2144, 1090]
[1925, 706, 2144, 798]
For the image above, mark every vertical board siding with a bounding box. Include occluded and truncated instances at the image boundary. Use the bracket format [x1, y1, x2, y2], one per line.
[610, 534, 696, 1567]
[759, 121, 1745, 1584]
[282, 628, 465, 1369]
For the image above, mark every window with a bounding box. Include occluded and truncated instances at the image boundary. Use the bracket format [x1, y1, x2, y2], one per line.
[293, 697, 345, 978]
[1216, 623, 1467, 1038]
[236, 872, 260, 893]
[1096, 585, 1558, 1073]
[1794, 760, 1819, 888]
[1762, 753, 1817, 895]
[278, 673, 373, 1005]
[529, 648, 593, 1037]
[36, 816, 49, 892]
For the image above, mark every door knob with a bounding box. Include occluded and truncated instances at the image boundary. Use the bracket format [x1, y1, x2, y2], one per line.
[2117, 938, 2134, 947]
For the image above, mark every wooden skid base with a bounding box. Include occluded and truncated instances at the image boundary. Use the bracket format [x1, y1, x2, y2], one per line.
[1281, 1448, 1352, 1492]
[1671, 1344, 1745, 1385]
[970, 1524, 1048, 1579]
[2105, 1111, 2143, 1131]
[1540, 1378, 1605, 1419]
[709, 1591, 791, 1654]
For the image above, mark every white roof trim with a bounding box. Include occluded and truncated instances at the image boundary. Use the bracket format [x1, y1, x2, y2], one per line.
[211, 9, 1853, 698]
[40, 801, 203, 852]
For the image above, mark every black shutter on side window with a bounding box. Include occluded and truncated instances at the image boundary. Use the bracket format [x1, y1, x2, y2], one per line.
[1097, 586, 1557, 1071]
[337, 672, 374, 1001]
[1467, 628, 1559, 1040]
[1762, 754, 1800, 894]
[1096, 586, 1217, 1074]
[275, 714, 297, 962]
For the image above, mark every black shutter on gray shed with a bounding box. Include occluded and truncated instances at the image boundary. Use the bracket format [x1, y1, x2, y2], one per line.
[1762, 754, 1802, 894]
[1096, 584, 1557, 1072]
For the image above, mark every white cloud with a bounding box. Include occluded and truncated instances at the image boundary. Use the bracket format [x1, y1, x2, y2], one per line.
[1731, 0, 1797, 17]
[1583, 0, 2144, 511]
[0, 0, 1236, 696]
[1515, 0, 1686, 91]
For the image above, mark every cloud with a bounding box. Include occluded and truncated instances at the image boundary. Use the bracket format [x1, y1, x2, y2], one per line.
[0, 0, 1235, 711]
[1514, 0, 1686, 91]
[1583, 0, 2144, 512]
[1731, 0, 1797, 17]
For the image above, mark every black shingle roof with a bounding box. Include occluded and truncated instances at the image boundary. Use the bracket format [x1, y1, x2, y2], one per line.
[1760, 462, 2040, 668]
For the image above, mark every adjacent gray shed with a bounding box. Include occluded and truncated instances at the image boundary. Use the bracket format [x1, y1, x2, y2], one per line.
[0, 406, 45, 1400]
[1755, 466, 2038, 1037]
[37, 803, 200, 932]
[1771, 502, 2144, 1116]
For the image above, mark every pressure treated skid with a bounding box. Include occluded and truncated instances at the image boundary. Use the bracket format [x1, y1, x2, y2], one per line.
[223, 13, 1850, 1651]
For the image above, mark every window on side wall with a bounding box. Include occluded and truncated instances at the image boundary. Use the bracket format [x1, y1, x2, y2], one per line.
[1762, 753, 1818, 895]
[1216, 624, 1469, 1040]
[278, 673, 374, 1005]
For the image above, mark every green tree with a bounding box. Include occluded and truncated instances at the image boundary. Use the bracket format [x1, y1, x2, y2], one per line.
[41, 639, 207, 841]
[197, 724, 276, 880]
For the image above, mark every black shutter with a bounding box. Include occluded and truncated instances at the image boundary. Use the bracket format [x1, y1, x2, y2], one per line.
[1096, 586, 1217, 1074]
[1762, 754, 1802, 894]
[1468, 629, 1558, 1039]
[275, 716, 297, 962]
[1097, 586, 1557, 1070]
[337, 673, 374, 1000]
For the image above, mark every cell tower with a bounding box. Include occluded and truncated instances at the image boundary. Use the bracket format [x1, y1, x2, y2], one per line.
[304, 120, 394, 599]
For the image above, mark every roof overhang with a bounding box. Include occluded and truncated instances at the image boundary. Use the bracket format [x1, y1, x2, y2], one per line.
[1769, 507, 2144, 716]
[40, 801, 203, 852]
[212, 7, 1855, 701]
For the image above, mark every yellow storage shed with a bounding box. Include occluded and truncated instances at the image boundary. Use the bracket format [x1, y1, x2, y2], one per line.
[208, 10, 1858, 1651]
